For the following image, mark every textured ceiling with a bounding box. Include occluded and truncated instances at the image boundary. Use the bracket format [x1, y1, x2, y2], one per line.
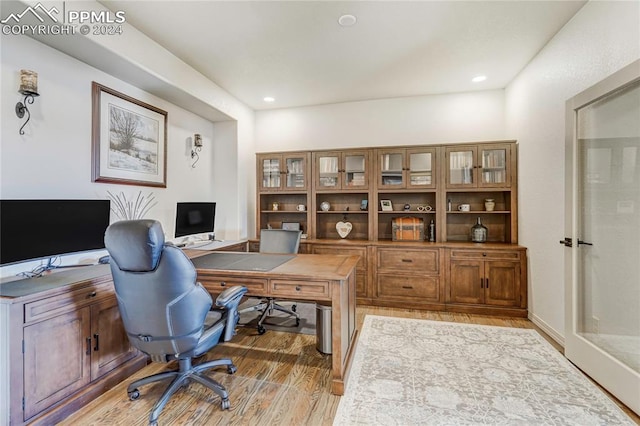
[100, 1, 586, 110]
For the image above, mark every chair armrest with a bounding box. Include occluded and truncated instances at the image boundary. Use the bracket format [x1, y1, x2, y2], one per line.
[215, 286, 247, 308]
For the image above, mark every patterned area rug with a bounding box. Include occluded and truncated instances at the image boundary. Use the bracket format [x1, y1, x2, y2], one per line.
[334, 315, 634, 425]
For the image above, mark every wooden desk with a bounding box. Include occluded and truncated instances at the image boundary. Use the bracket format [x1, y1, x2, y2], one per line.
[184, 250, 359, 395]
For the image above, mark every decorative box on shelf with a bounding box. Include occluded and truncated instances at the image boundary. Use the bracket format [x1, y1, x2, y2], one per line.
[392, 216, 424, 241]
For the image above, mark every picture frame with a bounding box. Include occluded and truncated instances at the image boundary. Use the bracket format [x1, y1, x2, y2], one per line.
[282, 222, 301, 231]
[380, 199, 393, 211]
[360, 199, 368, 211]
[91, 82, 168, 187]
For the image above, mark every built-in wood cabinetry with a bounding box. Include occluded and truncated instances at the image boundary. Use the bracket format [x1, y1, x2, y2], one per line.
[255, 140, 526, 317]
[1, 266, 146, 425]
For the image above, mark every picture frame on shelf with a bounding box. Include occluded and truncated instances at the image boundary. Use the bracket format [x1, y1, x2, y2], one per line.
[282, 222, 301, 231]
[380, 199, 393, 211]
[360, 199, 368, 211]
[91, 82, 168, 187]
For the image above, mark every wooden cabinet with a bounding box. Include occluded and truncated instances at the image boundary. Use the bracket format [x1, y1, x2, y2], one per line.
[376, 147, 437, 189]
[375, 247, 442, 306]
[313, 150, 370, 190]
[257, 152, 310, 192]
[1, 267, 146, 425]
[445, 143, 512, 189]
[446, 248, 526, 311]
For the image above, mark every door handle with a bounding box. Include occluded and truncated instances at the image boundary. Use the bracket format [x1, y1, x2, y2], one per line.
[559, 237, 572, 247]
[578, 240, 593, 246]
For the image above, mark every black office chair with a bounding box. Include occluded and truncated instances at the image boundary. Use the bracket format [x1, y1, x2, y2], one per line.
[104, 219, 247, 426]
[240, 229, 302, 334]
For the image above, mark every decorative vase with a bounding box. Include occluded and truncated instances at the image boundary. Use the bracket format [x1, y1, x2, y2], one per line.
[471, 217, 487, 242]
[484, 199, 495, 212]
[320, 201, 331, 212]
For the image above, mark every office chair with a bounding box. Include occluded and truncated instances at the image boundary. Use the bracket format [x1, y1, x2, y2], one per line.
[240, 229, 302, 335]
[104, 219, 247, 426]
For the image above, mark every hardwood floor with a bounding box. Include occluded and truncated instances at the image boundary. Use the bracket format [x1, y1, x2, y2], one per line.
[59, 306, 639, 425]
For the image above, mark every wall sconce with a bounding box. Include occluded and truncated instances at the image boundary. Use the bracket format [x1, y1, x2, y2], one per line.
[191, 133, 203, 168]
[16, 69, 40, 135]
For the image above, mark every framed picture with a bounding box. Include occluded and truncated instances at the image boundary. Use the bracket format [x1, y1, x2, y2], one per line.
[282, 222, 301, 231]
[91, 82, 168, 187]
[380, 199, 393, 211]
[360, 199, 368, 211]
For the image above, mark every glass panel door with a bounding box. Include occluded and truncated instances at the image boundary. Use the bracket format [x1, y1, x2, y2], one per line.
[262, 158, 281, 189]
[380, 152, 404, 187]
[318, 155, 339, 188]
[565, 61, 640, 415]
[285, 156, 305, 189]
[448, 148, 474, 186]
[409, 151, 433, 187]
[345, 154, 366, 187]
[480, 148, 507, 185]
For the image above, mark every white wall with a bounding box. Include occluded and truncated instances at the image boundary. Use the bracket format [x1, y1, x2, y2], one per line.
[0, 35, 238, 277]
[505, 0, 640, 341]
[256, 90, 505, 151]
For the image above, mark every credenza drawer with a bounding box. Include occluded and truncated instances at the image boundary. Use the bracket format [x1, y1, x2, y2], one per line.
[24, 280, 114, 323]
[377, 275, 440, 301]
[449, 250, 521, 260]
[270, 280, 330, 300]
[311, 245, 367, 269]
[200, 276, 268, 296]
[377, 248, 439, 273]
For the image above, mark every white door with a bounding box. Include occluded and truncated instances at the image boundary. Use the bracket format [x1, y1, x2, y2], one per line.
[564, 60, 640, 415]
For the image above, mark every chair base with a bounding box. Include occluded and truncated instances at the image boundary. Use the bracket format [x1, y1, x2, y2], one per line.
[239, 298, 300, 335]
[128, 356, 236, 425]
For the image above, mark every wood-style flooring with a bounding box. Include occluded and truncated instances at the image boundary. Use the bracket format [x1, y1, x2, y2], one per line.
[59, 306, 639, 425]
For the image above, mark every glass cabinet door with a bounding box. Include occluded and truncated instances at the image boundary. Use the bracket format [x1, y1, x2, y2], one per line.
[261, 157, 281, 189]
[344, 153, 367, 188]
[285, 155, 306, 189]
[447, 147, 476, 187]
[408, 149, 435, 188]
[379, 152, 404, 187]
[317, 154, 340, 188]
[479, 146, 509, 187]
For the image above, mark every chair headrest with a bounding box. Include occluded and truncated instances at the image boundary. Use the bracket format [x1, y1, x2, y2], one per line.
[105, 219, 165, 272]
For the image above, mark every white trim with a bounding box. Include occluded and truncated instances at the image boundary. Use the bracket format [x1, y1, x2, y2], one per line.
[529, 312, 565, 347]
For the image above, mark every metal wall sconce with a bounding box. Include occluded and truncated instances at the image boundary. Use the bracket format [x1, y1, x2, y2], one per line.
[16, 69, 40, 135]
[191, 133, 203, 168]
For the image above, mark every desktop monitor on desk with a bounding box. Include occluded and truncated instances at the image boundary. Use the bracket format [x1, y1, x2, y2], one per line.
[174, 202, 216, 240]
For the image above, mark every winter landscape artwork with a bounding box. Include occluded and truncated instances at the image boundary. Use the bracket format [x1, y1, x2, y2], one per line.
[91, 82, 167, 187]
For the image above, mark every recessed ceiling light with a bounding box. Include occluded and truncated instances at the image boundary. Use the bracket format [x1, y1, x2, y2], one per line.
[338, 14, 357, 27]
[472, 75, 487, 83]
[263, 97, 275, 103]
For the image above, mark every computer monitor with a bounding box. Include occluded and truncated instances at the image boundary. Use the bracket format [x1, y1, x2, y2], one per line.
[174, 202, 216, 238]
[0, 199, 111, 265]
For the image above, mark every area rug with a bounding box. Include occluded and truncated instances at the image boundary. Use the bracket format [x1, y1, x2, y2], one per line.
[334, 315, 634, 425]
[238, 299, 316, 335]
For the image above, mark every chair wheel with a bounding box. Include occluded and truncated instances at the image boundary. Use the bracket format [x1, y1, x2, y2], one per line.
[295, 318, 300, 326]
[257, 325, 266, 335]
[128, 389, 140, 401]
[291, 304, 297, 312]
[221, 398, 231, 410]
[227, 364, 237, 374]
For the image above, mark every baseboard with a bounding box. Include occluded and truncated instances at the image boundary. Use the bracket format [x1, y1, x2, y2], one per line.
[529, 312, 565, 348]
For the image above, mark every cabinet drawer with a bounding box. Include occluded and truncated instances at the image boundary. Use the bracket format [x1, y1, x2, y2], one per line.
[377, 275, 440, 301]
[271, 280, 330, 300]
[450, 250, 521, 260]
[25, 280, 114, 323]
[377, 248, 439, 273]
[201, 276, 267, 296]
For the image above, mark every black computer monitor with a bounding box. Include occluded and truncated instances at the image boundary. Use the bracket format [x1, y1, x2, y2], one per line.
[174, 202, 216, 238]
[0, 199, 111, 265]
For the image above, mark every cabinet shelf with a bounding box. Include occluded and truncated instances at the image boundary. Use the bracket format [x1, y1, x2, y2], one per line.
[447, 210, 510, 214]
[261, 210, 307, 214]
[378, 211, 435, 214]
[317, 210, 368, 214]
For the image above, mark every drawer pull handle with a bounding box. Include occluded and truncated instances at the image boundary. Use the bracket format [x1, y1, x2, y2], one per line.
[86, 337, 91, 355]
[482, 253, 487, 257]
[295, 286, 301, 291]
[220, 282, 226, 287]
[401, 259, 413, 263]
[480, 278, 484, 288]
[93, 334, 100, 352]
[87, 291, 97, 298]
[486, 279, 489, 288]
[401, 285, 413, 289]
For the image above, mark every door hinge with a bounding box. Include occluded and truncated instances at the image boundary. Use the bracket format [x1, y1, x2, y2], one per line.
[22, 396, 25, 410]
[559, 237, 572, 247]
